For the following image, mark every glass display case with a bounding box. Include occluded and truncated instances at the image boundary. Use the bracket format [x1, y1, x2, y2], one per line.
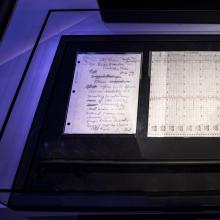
[2, 10, 220, 213]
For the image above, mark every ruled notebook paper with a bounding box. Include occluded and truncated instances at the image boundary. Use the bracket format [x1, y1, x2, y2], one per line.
[64, 53, 142, 134]
[148, 51, 220, 137]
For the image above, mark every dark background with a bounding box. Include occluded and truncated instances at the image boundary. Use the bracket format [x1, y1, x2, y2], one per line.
[98, 0, 220, 10]
[98, 0, 220, 23]
[0, 0, 17, 41]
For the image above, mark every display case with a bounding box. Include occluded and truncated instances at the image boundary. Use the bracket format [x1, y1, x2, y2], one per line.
[2, 9, 220, 214]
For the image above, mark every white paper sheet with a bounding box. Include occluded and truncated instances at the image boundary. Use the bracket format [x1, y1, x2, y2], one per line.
[64, 53, 142, 134]
[148, 51, 220, 137]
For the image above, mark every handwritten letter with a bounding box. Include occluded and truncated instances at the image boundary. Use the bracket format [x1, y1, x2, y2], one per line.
[64, 53, 142, 134]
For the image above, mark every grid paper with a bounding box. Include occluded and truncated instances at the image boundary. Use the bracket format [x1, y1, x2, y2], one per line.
[148, 51, 220, 137]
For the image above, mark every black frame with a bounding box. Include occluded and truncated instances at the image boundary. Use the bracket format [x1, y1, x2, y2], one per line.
[9, 35, 220, 212]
